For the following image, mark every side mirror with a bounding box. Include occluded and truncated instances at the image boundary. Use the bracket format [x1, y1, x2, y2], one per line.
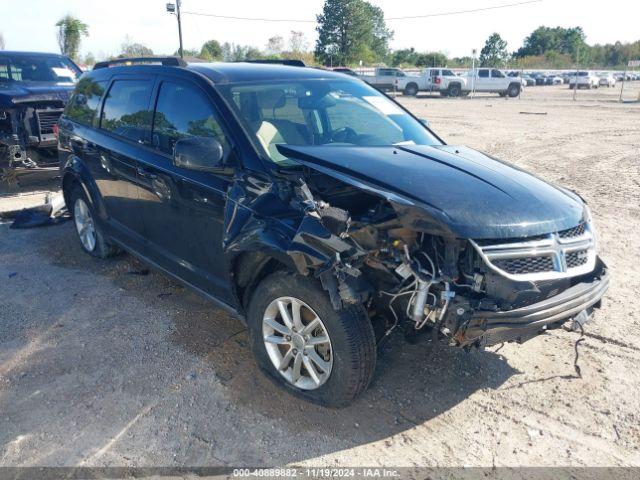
[173, 136, 224, 172]
[419, 118, 430, 128]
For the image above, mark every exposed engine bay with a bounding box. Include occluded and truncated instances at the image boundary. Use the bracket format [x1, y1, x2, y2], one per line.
[0, 100, 63, 182]
[279, 166, 608, 349]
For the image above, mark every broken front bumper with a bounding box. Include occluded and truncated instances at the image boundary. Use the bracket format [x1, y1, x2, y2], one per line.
[458, 260, 609, 347]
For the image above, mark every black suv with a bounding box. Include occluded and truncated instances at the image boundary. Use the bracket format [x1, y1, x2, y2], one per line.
[58, 58, 608, 406]
[1, 51, 81, 180]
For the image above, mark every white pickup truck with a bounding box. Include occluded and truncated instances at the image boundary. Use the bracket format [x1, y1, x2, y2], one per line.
[359, 67, 406, 92]
[464, 68, 524, 97]
[396, 68, 468, 97]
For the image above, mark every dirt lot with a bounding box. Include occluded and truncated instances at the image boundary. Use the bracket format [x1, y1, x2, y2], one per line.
[1, 84, 639, 468]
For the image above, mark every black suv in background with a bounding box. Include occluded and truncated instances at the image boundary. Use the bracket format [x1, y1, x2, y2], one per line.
[1, 51, 81, 181]
[58, 58, 608, 406]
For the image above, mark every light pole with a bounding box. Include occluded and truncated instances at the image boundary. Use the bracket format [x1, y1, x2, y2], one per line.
[471, 49, 477, 98]
[166, 1, 184, 58]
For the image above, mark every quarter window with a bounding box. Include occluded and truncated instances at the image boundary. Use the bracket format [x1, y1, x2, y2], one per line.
[100, 79, 153, 143]
[152, 82, 229, 156]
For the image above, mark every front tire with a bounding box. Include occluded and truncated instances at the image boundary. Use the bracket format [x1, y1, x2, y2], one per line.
[247, 271, 376, 407]
[69, 185, 119, 258]
[507, 83, 520, 97]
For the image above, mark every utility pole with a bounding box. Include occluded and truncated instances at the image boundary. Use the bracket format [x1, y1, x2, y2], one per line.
[471, 49, 477, 98]
[176, 0, 184, 58]
[166, 2, 184, 58]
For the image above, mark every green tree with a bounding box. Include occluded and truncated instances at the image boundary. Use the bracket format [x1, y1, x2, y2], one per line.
[83, 51, 96, 66]
[55, 15, 89, 61]
[515, 26, 586, 60]
[479, 33, 509, 67]
[315, 0, 392, 66]
[119, 37, 153, 57]
[265, 36, 284, 56]
[200, 39, 222, 60]
[220, 42, 263, 61]
[289, 31, 308, 53]
[173, 48, 200, 57]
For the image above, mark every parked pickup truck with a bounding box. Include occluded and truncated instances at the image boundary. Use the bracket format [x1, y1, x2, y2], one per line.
[464, 68, 523, 97]
[359, 67, 406, 92]
[396, 68, 468, 97]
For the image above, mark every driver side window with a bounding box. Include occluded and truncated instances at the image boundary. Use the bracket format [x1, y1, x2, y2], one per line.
[152, 81, 229, 158]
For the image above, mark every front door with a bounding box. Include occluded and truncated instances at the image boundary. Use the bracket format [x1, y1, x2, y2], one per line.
[137, 78, 236, 302]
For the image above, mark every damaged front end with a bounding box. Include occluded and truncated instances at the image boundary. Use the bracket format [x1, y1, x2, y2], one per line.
[228, 144, 609, 350]
[0, 100, 64, 179]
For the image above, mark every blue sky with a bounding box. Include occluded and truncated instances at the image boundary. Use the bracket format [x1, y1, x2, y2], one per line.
[2, 0, 638, 60]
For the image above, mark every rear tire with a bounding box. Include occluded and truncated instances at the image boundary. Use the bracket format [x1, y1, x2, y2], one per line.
[246, 271, 376, 407]
[403, 83, 418, 96]
[448, 83, 461, 97]
[69, 184, 120, 259]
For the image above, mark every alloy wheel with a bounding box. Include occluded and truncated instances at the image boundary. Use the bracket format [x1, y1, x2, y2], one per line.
[73, 198, 97, 252]
[262, 296, 333, 390]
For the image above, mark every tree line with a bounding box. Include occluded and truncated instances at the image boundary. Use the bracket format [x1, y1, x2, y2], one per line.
[16, 1, 639, 70]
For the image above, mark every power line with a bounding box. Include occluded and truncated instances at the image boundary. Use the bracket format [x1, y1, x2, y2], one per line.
[181, 11, 315, 23]
[181, 0, 542, 23]
[386, 0, 542, 20]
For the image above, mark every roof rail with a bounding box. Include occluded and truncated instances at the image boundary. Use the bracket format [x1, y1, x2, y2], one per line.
[240, 59, 306, 67]
[93, 56, 187, 70]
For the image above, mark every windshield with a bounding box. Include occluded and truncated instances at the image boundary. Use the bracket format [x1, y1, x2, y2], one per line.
[217, 79, 441, 164]
[0, 55, 80, 84]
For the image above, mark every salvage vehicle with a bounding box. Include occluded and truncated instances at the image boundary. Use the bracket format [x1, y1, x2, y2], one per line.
[395, 68, 467, 97]
[465, 68, 523, 97]
[58, 58, 609, 407]
[1, 51, 81, 183]
[569, 71, 600, 89]
[359, 67, 406, 91]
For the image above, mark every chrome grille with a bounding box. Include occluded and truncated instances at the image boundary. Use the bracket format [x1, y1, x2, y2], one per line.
[558, 223, 585, 239]
[566, 249, 589, 268]
[492, 255, 555, 275]
[35, 108, 63, 135]
[470, 222, 596, 281]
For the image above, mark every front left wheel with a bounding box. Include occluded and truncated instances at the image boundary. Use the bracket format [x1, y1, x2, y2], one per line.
[246, 271, 376, 407]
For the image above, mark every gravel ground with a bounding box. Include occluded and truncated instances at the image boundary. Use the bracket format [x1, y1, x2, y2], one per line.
[0, 84, 639, 468]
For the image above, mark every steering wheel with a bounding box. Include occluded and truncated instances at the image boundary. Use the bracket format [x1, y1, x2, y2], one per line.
[330, 127, 359, 144]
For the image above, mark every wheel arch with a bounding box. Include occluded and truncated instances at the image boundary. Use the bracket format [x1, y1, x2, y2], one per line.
[404, 82, 419, 94]
[61, 156, 107, 220]
[230, 250, 298, 312]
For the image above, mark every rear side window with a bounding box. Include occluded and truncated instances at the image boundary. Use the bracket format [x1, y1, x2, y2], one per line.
[65, 78, 107, 126]
[152, 81, 229, 156]
[478, 70, 489, 78]
[100, 79, 153, 143]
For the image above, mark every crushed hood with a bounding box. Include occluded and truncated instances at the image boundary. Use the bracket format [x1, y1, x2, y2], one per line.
[0, 82, 73, 106]
[277, 144, 586, 239]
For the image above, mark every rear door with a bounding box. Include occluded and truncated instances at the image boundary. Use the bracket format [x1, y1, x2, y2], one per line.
[475, 69, 491, 91]
[136, 76, 236, 301]
[92, 75, 155, 247]
[490, 69, 507, 91]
